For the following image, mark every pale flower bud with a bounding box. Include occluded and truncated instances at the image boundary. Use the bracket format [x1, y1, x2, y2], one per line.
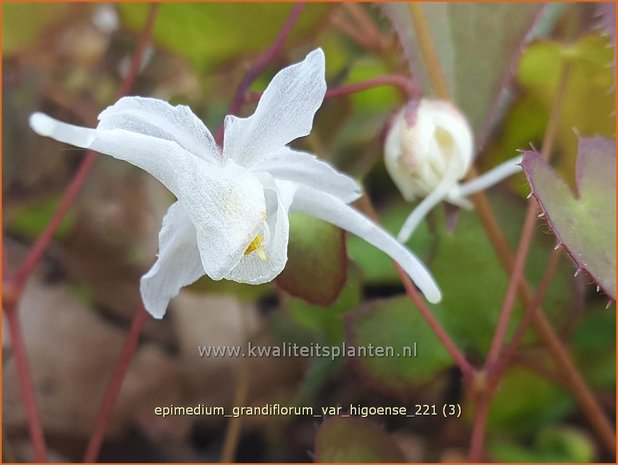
[384, 99, 474, 201]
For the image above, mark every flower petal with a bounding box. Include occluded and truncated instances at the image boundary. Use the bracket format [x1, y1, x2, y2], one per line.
[225, 179, 297, 284]
[291, 185, 442, 303]
[98, 96, 220, 163]
[223, 48, 327, 167]
[187, 162, 268, 280]
[29, 112, 203, 194]
[30, 113, 268, 280]
[453, 154, 523, 198]
[251, 147, 362, 203]
[398, 174, 455, 243]
[140, 202, 204, 319]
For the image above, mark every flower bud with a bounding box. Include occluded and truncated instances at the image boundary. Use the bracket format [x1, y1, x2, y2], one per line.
[384, 99, 474, 201]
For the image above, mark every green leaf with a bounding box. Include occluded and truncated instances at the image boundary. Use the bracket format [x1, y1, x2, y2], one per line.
[8, 196, 74, 240]
[314, 417, 405, 462]
[517, 36, 615, 176]
[522, 137, 616, 299]
[346, 203, 434, 285]
[426, 193, 573, 355]
[277, 213, 348, 306]
[118, 3, 331, 71]
[382, 3, 543, 147]
[571, 307, 616, 389]
[3, 3, 69, 54]
[489, 426, 596, 462]
[350, 192, 574, 358]
[488, 368, 573, 436]
[285, 263, 362, 344]
[345, 296, 452, 396]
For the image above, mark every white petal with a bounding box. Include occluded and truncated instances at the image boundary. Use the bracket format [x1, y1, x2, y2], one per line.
[30, 113, 268, 280]
[30, 113, 203, 194]
[454, 155, 523, 198]
[180, 162, 267, 281]
[251, 147, 362, 203]
[223, 49, 327, 167]
[291, 186, 442, 304]
[98, 96, 220, 163]
[397, 175, 455, 243]
[140, 202, 204, 319]
[225, 180, 297, 284]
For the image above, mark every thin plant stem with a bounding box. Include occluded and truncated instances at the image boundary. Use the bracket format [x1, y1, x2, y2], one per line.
[334, 4, 388, 52]
[408, 5, 615, 457]
[4, 301, 47, 462]
[341, 4, 384, 47]
[356, 196, 475, 380]
[215, 3, 304, 144]
[396, 266, 476, 380]
[495, 249, 562, 380]
[12, 153, 98, 291]
[408, 3, 449, 100]
[220, 310, 252, 462]
[12, 3, 159, 293]
[467, 391, 490, 462]
[3, 6, 159, 462]
[325, 75, 418, 100]
[247, 74, 419, 103]
[485, 64, 568, 370]
[83, 305, 148, 463]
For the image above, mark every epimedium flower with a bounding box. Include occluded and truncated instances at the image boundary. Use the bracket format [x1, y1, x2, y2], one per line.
[384, 99, 524, 243]
[29, 48, 441, 319]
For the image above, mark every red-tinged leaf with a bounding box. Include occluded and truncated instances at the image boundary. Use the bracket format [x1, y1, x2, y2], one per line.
[522, 137, 616, 299]
[276, 213, 348, 306]
[381, 3, 544, 149]
[314, 417, 405, 463]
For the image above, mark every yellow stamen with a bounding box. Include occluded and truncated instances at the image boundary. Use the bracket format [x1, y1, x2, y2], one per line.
[244, 234, 267, 261]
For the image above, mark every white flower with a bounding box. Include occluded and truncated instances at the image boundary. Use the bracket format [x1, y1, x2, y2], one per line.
[29, 49, 441, 319]
[384, 99, 523, 243]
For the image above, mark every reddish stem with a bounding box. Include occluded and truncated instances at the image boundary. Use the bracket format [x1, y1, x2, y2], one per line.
[215, 3, 305, 145]
[4, 5, 159, 462]
[325, 75, 418, 100]
[494, 249, 562, 379]
[468, 393, 490, 462]
[485, 64, 568, 371]
[396, 266, 476, 380]
[484, 203, 539, 369]
[356, 195, 475, 381]
[4, 301, 47, 462]
[83, 305, 148, 463]
[12, 153, 98, 291]
[247, 74, 419, 104]
[12, 3, 159, 293]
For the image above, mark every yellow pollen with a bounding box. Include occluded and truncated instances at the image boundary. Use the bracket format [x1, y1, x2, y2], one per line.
[245, 234, 267, 261]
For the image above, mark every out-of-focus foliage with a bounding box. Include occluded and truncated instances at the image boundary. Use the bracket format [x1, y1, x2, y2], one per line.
[489, 35, 615, 184]
[382, 2, 543, 147]
[349, 194, 575, 355]
[277, 213, 348, 306]
[314, 417, 405, 462]
[346, 296, 452, 395]
[523, 137, 616, 299]
[487, 368, 573, 436]
[3, 3, 69, 53]
[489, 426, 596, 462]
[119, 3, 332, 71]
[2, 2, 615, 463]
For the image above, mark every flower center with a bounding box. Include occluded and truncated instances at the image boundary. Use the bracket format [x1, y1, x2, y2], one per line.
[244, 234, 267, 261]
